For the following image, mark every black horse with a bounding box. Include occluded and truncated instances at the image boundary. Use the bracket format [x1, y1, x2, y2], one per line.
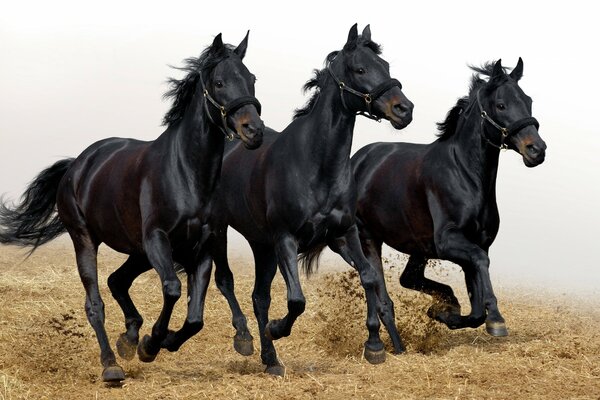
[0, 33, 264, 382]
[208, 24, 412, 375]
[350, 58, 546, 337]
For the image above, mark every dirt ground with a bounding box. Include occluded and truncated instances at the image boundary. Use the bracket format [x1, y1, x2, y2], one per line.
[1, 242, 599, 399]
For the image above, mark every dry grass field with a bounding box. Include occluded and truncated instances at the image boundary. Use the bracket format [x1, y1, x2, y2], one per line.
[1, 242, 599, 399]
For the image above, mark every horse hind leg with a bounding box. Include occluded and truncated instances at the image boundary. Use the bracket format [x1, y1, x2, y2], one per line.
[399, 254, 462, 324]
[107, 254, 152, 360]
[213, 230, 254, 356]
[72, 234, 125, 382]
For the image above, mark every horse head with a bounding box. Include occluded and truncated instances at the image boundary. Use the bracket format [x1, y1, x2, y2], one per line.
[328, 24, 414, 129]
[478, 58, 546, 167]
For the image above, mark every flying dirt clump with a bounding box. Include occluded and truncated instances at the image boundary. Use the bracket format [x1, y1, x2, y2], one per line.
[311, 266, 447, 357]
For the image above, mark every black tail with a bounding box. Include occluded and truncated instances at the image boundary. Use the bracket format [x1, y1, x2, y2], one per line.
[0, 158, 74, 252]
[298, 243, 327, 277]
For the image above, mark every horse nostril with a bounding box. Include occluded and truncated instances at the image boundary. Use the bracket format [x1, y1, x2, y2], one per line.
[394, 102, 413, 115]
[527, 144, 540, 157]
[242, 123, 259, 136]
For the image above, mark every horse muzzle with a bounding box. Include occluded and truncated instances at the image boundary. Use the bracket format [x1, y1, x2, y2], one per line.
[232, 106, 264, 150]
[515, 133, 547, 167]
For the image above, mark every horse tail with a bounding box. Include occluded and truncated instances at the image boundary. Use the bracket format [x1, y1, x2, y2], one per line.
[298, 243, 327, 277]
[0, 158, 74, 253]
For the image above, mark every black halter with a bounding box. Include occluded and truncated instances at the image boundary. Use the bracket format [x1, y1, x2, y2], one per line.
[476, 89, 539, 150]
[199, 74, 262, 141]
[327, 66, 402, 122]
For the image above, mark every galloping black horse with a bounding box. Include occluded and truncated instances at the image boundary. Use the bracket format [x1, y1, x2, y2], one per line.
[0, 33, 264, 382]
[350, 59, 546, 337]
[209, 24, 413, 375]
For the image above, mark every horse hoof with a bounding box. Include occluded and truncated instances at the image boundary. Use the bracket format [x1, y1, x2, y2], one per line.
[137, 335, 159, 363]
[102, 365, 125, 382]
[116, 333, 137, 361]
[265, 364, 285, 377]
[364, 346, 386, 365]
[233, 334, 254, 356]
[486, 321, 508, 337]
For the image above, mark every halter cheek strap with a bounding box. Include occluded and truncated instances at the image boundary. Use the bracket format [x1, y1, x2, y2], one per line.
[476, 89, 539, 150]
[327, 67, 402, 121]
[200, 75, 262, 141]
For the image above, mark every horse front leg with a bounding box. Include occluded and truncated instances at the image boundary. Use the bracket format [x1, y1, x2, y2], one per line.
[399, 254, 462, 322]
[249, 242, 281, 376]
[160, 249, 213, 351]
[329, 225, 404, 363]
[136, 229, 181, 362]
[264, 234, 305, 342]
[435, 228, 506, 335]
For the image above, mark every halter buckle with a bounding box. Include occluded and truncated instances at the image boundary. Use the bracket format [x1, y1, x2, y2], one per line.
[220, 106, 226, 117]
[364, 94, 372, 104]
[338, 82, 345, 89]
[203, 90, 209, 97]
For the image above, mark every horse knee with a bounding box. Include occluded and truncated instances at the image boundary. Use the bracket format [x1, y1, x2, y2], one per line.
[163, 279, 181, 302]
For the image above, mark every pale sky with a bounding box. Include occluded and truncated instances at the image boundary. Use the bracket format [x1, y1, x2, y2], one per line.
[1, 1, 598, 293]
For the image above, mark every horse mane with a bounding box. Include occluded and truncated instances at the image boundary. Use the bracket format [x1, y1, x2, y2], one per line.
[293, 37, 382, 119]
[162, 44, 236, 127]
[436, 60, 510, 139]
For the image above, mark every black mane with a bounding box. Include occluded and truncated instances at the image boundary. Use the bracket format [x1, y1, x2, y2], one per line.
[162, 44, 235, 127]
[436, 60, 509, 139]
[293, 37, 382, 119]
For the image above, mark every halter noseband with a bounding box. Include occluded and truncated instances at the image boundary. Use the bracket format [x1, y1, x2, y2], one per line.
[327, 66, 402, 122]
[199, 74, 262, 141]
[476, 89, 539, 150]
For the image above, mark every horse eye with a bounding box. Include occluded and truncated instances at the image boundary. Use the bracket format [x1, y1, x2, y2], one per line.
[356, 68, 365, 75]
[496, 103, 506, 110]
[215, 81, 224, 88]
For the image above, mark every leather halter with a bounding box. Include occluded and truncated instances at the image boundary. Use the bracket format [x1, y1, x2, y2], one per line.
[327, 66, 402, 122]
[199, 74, 262, 141]
[476, 89, 539, 150]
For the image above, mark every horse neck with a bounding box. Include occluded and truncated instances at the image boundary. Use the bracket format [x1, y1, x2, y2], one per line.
[449, 109, 501, 196]
[156, 93, 224, 193]
[294, 83, 357, 178]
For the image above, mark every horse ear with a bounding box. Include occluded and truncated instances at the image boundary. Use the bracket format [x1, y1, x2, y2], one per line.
[234, 30, 249, 59]
[211, 33, 224, 51]
[362, 24, 372, 41]
[345, 23, 359, 48]
[491, 59, 504, 79]
[510, 57, 524, 81]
